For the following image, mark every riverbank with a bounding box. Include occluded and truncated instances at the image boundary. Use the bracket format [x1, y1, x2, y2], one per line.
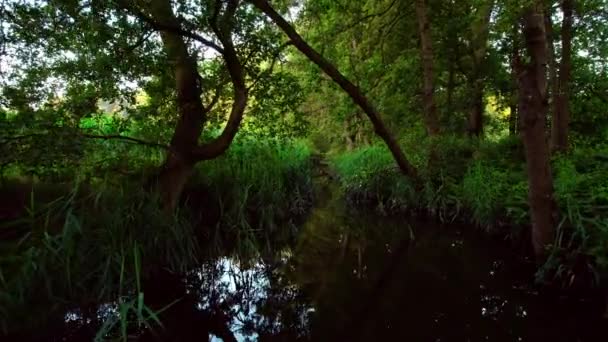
[331, 135, 608, 293]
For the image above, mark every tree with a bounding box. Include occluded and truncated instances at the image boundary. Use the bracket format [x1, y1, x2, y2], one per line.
[415, 0, 441, 136]
[551, 0, 575, 152]
[139, 0, 247, 210]
[1, 0, 297, 210]
[515, 2, 557, 261]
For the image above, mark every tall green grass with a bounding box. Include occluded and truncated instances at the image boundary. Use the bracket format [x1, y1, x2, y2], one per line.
[0, 182, 198, 338]
[192, 137, 313, 256]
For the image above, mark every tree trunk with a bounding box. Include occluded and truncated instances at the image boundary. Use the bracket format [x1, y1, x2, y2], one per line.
[446, 61, 455, 117]
[468, 80, 484, 137]
[143, 0, 248, 211]
[517, 5, 557, 262]
[509, 27, 519, 136]
[248, 0, 419, 180]
[344, 115, 355, 151]
[149, 0, 206, 210]
[414, 0, 441, 136]
[467, 0, 494, 137]
[551, 0, 574, 153]
[545, 11, 559, 137]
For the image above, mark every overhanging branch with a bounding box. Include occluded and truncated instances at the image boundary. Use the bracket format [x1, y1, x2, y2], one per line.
[81, 133, 169, 149]
[247, 0, 419, 179]
[2, 132, 168, 149]
[118, 0, 225, 54]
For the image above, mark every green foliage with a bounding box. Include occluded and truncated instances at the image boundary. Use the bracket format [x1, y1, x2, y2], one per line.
[333, 145, 416, 213]
[0, 132, 315, 336]
[332, 135, 608, 278]
[461, 162, 509, 227]
[550, 153, 608, 275]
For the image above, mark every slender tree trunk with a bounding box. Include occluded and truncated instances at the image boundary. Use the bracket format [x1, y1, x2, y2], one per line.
[447, 61, 455, 117]
[551, 0, 574, 153]
[414, 0, 441, 136]
[248, 0, 419, 179]
[517, 5, 557, 262]
[545, 11, 559, 137]
[344, 115, 355, 151]
[509, 27, 519, 136]
[509, 103, 518, 135]
[468, 80, 484, 136]
[467, 0, 494, 137]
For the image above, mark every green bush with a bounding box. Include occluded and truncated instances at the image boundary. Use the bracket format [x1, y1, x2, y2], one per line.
[332, 144, 415, 213]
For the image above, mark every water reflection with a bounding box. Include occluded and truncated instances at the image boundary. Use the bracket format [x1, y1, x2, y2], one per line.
[197, 257, 312, 341]
[58, 181, 607, 341]
[172, 178, 608, 342]
[182, 213, 606, 341]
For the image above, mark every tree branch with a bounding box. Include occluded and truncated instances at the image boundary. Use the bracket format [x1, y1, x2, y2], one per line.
[192, 3, 248, 161]
[117, 0, 225, 54]
[334, 0, 398, 36]
[203, 79, 228, 113]
[81, 134, 168, 149]
[2, 132, 168, 149]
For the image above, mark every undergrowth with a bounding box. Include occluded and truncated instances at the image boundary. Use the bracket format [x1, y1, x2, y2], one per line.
[332, 134, 608, 287]
[0, 184, 198, 339]
[192, 137, 313, 257]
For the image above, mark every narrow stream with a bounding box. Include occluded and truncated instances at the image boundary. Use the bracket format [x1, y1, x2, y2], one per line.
[195, 180, 607, 341]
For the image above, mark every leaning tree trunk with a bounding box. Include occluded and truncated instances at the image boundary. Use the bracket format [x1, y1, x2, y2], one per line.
[517, 5, 557, 262]
[248, 0, 418, 179]
[551, 0, 574, 153]
[414, 0, 441, 136]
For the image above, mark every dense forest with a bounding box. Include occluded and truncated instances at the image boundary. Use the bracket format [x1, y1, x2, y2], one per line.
[1, 0, 608, 340]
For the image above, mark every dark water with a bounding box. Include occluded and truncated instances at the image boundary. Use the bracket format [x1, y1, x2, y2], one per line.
[57, 182, 607, 341]
[183, 182, 607, 342]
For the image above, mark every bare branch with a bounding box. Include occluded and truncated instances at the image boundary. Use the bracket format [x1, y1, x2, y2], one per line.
[118, 1, 225, 54]
[2, 132, 168, 149]
[80, 134, 168, 149]
[203, 79, 228, 113]
[335, 0, 398, 36]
